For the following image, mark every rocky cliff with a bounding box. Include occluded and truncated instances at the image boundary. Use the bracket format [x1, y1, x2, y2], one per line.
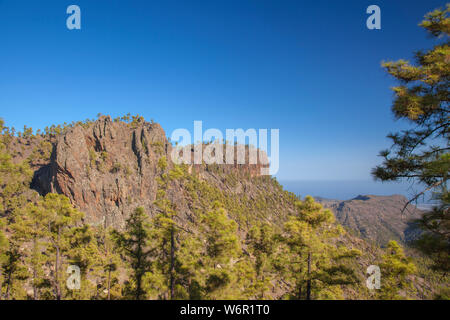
[29, 116, 269, 228]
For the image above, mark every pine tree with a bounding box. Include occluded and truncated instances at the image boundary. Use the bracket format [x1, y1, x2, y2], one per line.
[247, 223, 277, 299]
[1, 205, 37, 300]
[378, 240, 417, 300]
[0, 219, 7, 297]
[198, 201, 244, 299]
[65, 224, 101, 299]
[145, 163, 196, 300]
[0, 134, 33, 217]
[174, 233, 203, 299]
[151, 189, 180, 299]
[0, 245, 28, 299]
[278, 196, 360, 300]
[372, 5, 449, 272]
[10, 203, 49, 300]
[112, 207, 153, 300]
[94, 226, 122, 300]
[40, 193, 84, 300]
[0, 120, 34, 299]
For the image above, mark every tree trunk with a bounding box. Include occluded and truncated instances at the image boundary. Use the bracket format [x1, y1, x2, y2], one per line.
[306, 252, 311, 300]
[5, 270, 11, 300]
[135, 237, 142, 300]
[33, 267, 38, 300]
[169, 227, 175, 300]
[55, 227, 61, 300]
[33, 236, 38, 300]
[107, 268, 111, 300]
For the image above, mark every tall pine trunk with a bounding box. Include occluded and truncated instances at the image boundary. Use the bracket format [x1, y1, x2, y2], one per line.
[306, 251, 311, 300]
[107, 268, 111, 300]
[55, 227, 61, 300]
[169, 226, 175, 300]
[5, 270, 11, 300]
[32, 235, 38, 300]
[135, 234, 142, 300]
[33, 267, 37, 300]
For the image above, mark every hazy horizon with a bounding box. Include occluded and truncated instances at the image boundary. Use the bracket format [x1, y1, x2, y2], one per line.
[278, 179, 434, 203]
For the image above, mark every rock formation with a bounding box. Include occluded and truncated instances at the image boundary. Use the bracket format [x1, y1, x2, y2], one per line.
[30, 116, 269, 228]
[317, 195, 423, 245]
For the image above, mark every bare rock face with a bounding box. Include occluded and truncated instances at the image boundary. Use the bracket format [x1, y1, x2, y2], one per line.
[32, 116, 269, 228]
[35, 116, 169, 227]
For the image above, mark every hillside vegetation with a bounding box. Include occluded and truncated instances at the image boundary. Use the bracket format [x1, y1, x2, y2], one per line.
[0, 116, 446, 300]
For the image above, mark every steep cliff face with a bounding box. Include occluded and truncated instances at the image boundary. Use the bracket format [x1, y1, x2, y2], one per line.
[31, 116, 270, 228]
[32, 116, 168, 227]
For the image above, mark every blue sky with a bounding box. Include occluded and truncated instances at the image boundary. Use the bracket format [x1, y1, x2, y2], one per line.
[0, 0, 446, 181]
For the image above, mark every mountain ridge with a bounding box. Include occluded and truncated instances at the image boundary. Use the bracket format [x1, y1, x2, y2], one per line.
[316, 194, 423, 246]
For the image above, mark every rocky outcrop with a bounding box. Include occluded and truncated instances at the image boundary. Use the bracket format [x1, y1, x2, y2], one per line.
[31, 116, 269, 228]
[32, 117, 166, 227]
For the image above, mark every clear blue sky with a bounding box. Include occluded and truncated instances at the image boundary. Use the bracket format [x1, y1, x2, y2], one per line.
[0, 0, 446, 181]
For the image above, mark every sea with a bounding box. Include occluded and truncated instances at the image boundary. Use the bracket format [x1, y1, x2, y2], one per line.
[278, 180, 437, 210]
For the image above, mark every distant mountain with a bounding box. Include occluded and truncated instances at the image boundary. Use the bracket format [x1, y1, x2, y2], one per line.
[316, 194, 424, 246]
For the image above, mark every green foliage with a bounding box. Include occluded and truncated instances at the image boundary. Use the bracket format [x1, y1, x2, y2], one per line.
[112, 207, 154, 300]
[433, 286, 450, 300]
[247, 223, 277, 298]
[0, 141, 33, 216]
[130, 114, 145, 128]
[378, 241, 417, 300]
[169, 165, 185, 180]
[202, 202, 240, 265]
[0, 192, 86, 300]
[40, 193, 85, 300]
[29, 140, 53, 164]
[89, 149, 97, 168]
[100, 151, 108, 162]
[413, 207, 450, 273]
[10, 203, 50, 299]
[151, 141, 165, 155]
[124, 164, 132, 177]
[94, 226, 123, 300]
[111, 161, 122, 173]
[0, 114, 438, 300]
[22, 125, 34, 139]
[276, 196, 359, 300]
[197, 202, 253, 299]
[158, 156, 168, 171]
[372, 5, 450, 275]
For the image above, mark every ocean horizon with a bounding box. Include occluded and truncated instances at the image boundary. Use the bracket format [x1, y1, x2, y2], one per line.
[278, 179, 434, 204]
